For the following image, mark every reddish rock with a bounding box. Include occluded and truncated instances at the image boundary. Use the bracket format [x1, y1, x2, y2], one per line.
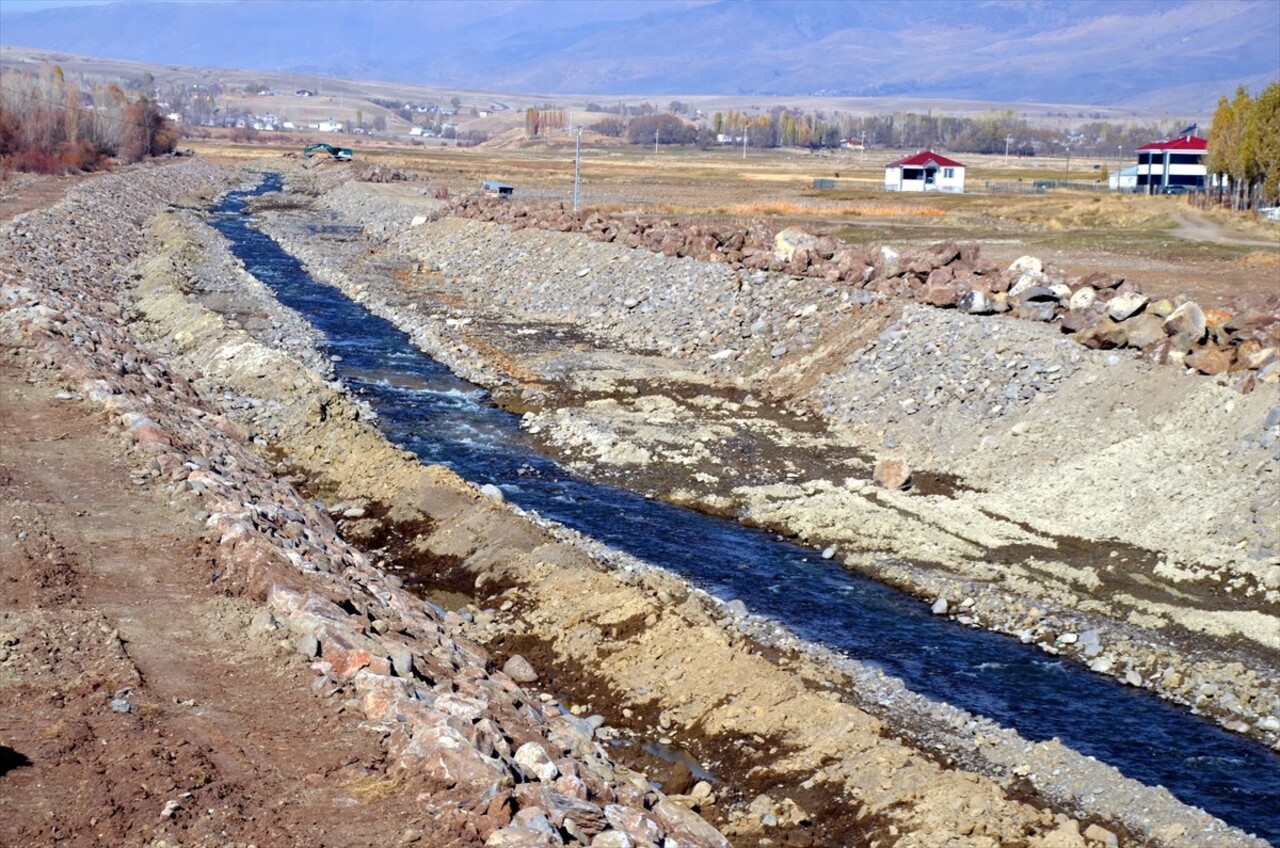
[926, 265, 955, 286]
[502, 654, 539, 683]
[928, 240, 962, 266]
[651, 798, 731, 848]
[1186, 347, 1234, 375]
[403, 725, 511, 792]
[873, 457, 912, 490]
[1061, 304, 1105, 335]
[514, 785, 608, 836]
[922, 283, 959, 308]
[1081, 272, 1124, 290]
[604, 805, 664, 844]
[1233, 340, 1278, 371]
[1075, 317, 1128, 349]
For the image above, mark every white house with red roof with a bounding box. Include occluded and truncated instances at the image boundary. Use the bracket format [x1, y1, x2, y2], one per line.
[884, 151, 966, 193]
[1135, 133, 1207, 193]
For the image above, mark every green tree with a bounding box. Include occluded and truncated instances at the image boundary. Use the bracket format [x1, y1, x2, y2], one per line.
[1208, 86, 1253, 208]
[1245, 81, 1280, 205]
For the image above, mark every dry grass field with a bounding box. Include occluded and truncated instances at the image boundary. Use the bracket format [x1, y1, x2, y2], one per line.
[189, 132, 1278, 307]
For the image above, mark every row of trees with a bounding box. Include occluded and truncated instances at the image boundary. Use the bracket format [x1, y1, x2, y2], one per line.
[525, 108, 567, 138]
[1207, 82, 1280, 209]
[594, 103, 1195, 159]
[1, 64, 178, 175]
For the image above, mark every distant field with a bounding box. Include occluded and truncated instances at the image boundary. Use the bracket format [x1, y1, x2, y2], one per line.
[190, 133, 1275, 279]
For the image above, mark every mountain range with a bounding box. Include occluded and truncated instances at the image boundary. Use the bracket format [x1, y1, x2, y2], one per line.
[2, 0, 1277, 109]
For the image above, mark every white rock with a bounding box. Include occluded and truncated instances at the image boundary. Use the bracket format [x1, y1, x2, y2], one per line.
[1008, 271, 1044, 297]
[1106, 291, 1149, 321]
[514, 742, 559, 782]
[931, 598, 949, 615]
[1068, 287, 1097, 310]
[1008, 255, 1043, 274]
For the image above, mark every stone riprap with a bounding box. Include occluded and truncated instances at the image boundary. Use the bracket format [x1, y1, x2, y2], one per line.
[285, 172, 1278, 749]
[0, 162, 746, 848]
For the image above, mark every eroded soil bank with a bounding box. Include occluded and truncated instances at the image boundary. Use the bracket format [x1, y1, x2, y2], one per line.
[0, 158, 1274, 847]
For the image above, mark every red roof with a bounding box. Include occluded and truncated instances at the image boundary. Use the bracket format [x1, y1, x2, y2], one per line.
[885, 150, 966, 168]
[1136, 135, 1207, 152]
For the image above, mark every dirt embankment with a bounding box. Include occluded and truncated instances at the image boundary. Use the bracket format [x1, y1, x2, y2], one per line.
[1, 159, 1271, 847]
[259, 171, 1278, 750]
[1, 163, 736, 848]
[132, 172, 1266, 846]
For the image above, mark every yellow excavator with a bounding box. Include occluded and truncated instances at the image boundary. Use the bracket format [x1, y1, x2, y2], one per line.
[303, 143, 353, 161]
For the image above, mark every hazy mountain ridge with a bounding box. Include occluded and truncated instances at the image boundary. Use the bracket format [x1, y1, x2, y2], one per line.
[1, 0, 1276, 107]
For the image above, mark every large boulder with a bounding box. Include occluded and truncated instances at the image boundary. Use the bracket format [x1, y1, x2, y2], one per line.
[1186, 346, 1234, 375]
[874, 457, 912, 490]
[1120, 313, 1167, 349]
[1012, 286, 1060, 322]
[1164, 301, 1207, 345]
[1061, 304, 1105, 334]
[1106, 291, 1149, 322]
[958, 289, 994, 315]
[774, 227, 818, 261]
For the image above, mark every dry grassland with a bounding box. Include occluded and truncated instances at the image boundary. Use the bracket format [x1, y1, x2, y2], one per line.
[189, 134, 1277, 303]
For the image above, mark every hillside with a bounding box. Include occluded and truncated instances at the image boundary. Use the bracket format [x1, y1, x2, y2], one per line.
[1, 0, 1276, 109]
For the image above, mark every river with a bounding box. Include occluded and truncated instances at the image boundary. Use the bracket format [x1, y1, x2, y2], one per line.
[210, 174, 1280, 842]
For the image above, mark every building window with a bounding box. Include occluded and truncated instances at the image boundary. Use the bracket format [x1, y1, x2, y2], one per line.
[943, 168, 955, 179]
[903, 168, 924, 181]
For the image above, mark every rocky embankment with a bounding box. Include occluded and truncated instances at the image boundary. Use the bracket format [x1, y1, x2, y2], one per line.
[4, 159, 1273, 847]
[2, 163, 745, 847]
[276, 172, 1278, 749]
[438, 193, 1280, 386]
[133, 170, 1276, 846]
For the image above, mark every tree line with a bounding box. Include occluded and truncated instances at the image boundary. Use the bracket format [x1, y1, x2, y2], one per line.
[592, 103, 1198, 160]
[1207, 82, 1280, 209]
[0, 64, 178, 175]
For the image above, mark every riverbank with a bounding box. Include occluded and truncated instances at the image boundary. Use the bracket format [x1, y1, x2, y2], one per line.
[170, 168, 1272, 845]
[1, 158, 1274, 846]
[256, 166, 1278, 754]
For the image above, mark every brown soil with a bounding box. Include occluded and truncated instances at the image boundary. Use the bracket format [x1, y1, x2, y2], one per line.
[0, 326, 432, 844]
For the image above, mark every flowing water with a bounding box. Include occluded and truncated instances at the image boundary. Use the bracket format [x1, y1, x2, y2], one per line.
[210, 175, 1280, 842]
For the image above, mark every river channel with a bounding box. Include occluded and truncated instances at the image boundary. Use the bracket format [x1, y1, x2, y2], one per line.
[210, 175, 1280, 842]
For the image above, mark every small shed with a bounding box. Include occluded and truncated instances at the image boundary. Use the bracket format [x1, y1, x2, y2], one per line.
[1109, 165, 1139, 192]
[884, 151, 966, 193]
[482, 180, 515, 199]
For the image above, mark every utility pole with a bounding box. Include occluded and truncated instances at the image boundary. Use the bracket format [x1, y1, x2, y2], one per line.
[1065, 145, 1071, 183]
[573, 126, 582, 212]
[1005, 135, 1013, 165]
[654, 128, 659, 154]
[742, 130, 748, 160]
